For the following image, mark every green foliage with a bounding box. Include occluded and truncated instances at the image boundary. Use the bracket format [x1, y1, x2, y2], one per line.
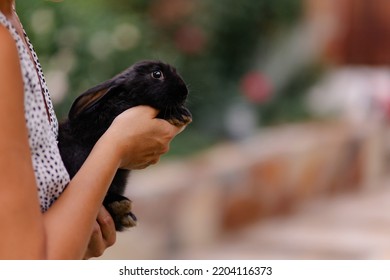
[181, 0, 303, 137]
[259, 64, 323, 125]
[16, 0, 306, 156]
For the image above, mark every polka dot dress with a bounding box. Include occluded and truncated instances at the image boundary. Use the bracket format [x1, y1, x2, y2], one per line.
[0, 12, 70, 212]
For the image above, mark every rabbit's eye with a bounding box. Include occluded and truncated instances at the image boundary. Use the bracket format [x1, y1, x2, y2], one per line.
[151, 70, 164, 80]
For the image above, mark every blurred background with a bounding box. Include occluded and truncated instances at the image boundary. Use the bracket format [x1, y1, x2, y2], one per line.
[17, 0, 390, 259]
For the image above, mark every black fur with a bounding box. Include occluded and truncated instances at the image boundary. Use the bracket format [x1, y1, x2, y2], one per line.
[57, 60, 192, 231]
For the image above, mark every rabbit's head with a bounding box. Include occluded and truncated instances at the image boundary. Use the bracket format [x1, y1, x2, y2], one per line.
[68, 60, 189, 122]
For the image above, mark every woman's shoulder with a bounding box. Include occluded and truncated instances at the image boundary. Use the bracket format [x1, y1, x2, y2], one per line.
[0, 23, 18, 58]
[0, 21, 23, 100]
[0, 24, 21, 87]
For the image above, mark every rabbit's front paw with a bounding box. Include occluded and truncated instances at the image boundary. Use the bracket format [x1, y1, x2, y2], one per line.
[107, 199, 137, 231]
[166, 106, 192, 126]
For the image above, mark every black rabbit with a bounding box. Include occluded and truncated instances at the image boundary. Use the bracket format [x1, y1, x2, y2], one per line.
[58, 60, 192, 231]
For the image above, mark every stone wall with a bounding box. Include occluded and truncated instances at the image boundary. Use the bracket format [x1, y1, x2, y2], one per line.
[101, 121, 389, 259]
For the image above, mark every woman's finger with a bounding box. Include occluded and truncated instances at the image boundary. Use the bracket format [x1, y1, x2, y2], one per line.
[96, 206, 116, 247]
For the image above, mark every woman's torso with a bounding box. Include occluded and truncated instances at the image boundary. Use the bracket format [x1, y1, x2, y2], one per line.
[0, 11, 70, 212]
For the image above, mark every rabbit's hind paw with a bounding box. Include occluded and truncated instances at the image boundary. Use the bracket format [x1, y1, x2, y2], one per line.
[108, 199, 137, 231]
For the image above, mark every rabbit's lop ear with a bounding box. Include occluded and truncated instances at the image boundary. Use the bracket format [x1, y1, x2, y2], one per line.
[69, 84, 114, 120]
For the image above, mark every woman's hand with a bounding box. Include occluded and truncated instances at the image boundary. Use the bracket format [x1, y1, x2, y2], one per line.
[100, 106, 185, 170]
[83, 206, 116, 259]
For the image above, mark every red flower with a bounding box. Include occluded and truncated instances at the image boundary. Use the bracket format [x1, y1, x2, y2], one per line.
[240, 71, 273, 103]
[174, 25, 206, 55]
[149, 0, 195, 27]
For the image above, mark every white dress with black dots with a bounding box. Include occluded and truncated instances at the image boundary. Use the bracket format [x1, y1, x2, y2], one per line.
[0, 12, 70, 212]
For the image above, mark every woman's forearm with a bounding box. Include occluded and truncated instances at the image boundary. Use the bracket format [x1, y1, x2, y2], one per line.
[41, 106, 180, 259]
[43, 137, 121, 259]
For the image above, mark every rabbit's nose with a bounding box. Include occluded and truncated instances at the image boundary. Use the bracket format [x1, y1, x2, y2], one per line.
[178, 80, 188, 97]
[178, 87, 188, 103]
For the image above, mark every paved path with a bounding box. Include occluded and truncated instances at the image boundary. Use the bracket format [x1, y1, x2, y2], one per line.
[175, 177, 390, 260]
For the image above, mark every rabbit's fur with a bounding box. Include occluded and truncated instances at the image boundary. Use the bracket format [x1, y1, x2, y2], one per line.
[58, 60, 192, 231]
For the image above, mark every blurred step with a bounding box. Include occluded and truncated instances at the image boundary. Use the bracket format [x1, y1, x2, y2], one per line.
[174, 177, 390, 259]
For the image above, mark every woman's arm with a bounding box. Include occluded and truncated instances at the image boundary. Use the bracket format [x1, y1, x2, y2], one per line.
[43, 106, 178, 259]
[0, 24, 46, 259]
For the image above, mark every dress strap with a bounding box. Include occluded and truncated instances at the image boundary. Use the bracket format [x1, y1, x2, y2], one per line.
[12, 10, 54, 126]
